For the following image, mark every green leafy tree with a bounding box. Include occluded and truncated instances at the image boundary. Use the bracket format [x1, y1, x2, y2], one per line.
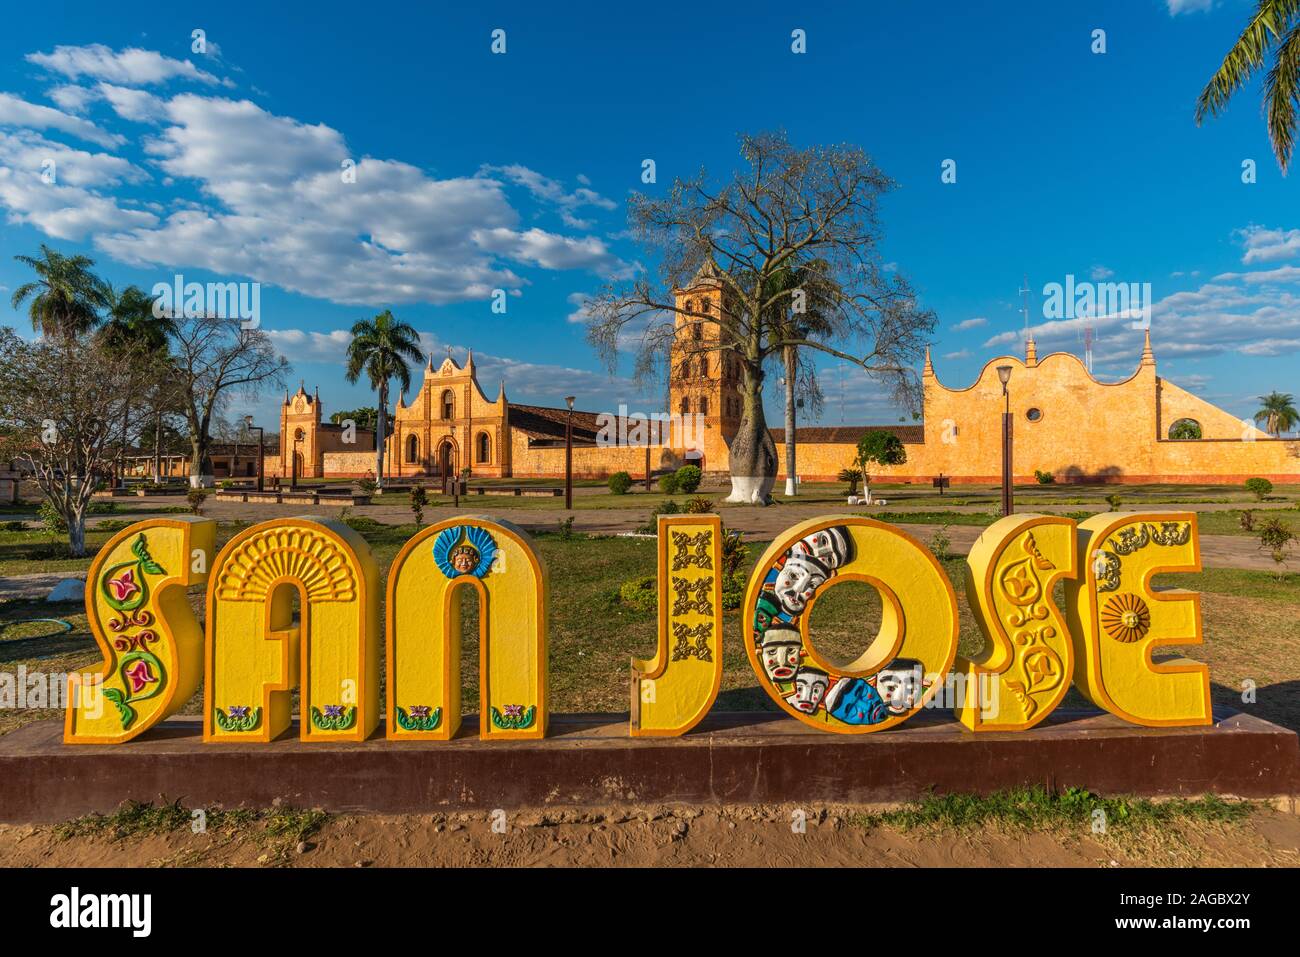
[853, 431, 906, 500]
[1254, 391, 1298, 436]
[344, 310, 422, 489]
[330, 407, 379, 431]
[101, 284, 176, 485]
[1197, 1, 1300, 172]
[764, 260, 832, 496]
[10, 244, 109, 341]
[1169, 419, 1203, 440]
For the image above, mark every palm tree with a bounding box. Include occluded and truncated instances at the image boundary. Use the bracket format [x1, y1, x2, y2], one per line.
[766, 261, 834, 496]
[345, 310, 422, 488]
[101, 285, 175, 485]
[1255, 391, 1299, 436]
[1196, 1, 1300, 172]
[10, 245, 109, 341]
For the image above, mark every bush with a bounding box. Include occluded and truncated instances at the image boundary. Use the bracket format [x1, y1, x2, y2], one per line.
[658, 473, 680, 495]
[684, 496, 714, 514]
[674, 465, 702, 494]
[928, 524, 952, 560]
[838, 467, 863, 495]
[187, 487, 209, 515]
[618, 574, 658, 612]
[1245, 477, 1273, 501]
[608, 471, 633, 495]
[0, 520, 25, 532]
[721, 572, 746, 610]
[1258, 517, 1295, 579]
[1239, 509, 1256, 532]
[1034, 469, 1055, 485]
[721, 528, 749, 577]
[635, 499, 680, 534]
[38, 499, 67, 535]
[1104, 493, 1122, 511]
[354, 475, 378, 495]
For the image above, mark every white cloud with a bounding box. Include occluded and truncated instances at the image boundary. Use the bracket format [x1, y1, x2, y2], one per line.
[98, 84, 166, 122]
[47, 85, 96, 113]
[1238, 225, 1300, 264]
[83, 93, 630, 304]
[1089, 264, 1114, 280]
[1166, 0, 1215, 14]
[26, 44, 228, 87]
[0, 92, 123, 148]
[953, 316, 986, 331]
[942, 349, 970, 360]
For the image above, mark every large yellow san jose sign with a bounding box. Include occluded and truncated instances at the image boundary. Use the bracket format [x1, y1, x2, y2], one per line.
[64, 510, 1211, 745]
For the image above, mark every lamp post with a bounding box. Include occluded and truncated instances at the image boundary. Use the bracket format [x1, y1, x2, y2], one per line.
[564, 395, 575, 511]
[996, 365, 1013, 517]
[292, 428, 302, 490]
[244, 416, 264, 492]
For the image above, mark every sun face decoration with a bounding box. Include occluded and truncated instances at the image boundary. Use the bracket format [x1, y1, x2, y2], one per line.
[432, 525, 498, 579]
[1101, 593, 1151, 644]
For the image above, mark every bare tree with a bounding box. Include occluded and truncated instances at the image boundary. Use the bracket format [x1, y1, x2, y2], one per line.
[168, 314, 289, 487]
[0, 328, 159, 555]
[585, 131, 935, 503]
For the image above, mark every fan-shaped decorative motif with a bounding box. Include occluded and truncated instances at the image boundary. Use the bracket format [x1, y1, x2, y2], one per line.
[432, 524, 498, 579]
[216, 527, 357, 602]
[1100, 592, 1151, 644]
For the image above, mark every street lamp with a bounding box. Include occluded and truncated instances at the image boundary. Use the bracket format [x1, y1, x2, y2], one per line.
[564, 395, 576, 511]
[996, 365, 1013, 517]
[244, 416, 264, 492]
[292, 428, 303, 490]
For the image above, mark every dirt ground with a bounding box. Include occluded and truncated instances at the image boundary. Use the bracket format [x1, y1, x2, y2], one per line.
[4, 802, 1299, 868]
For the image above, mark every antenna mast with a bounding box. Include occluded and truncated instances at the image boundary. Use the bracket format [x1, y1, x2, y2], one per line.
[1019, 273, 1031, 349]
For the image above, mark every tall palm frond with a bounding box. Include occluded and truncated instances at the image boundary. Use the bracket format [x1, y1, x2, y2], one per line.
[1196, 0, 1300, 171]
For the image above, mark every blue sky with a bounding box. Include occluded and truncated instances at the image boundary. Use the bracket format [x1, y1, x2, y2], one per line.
[0, 0, 1296, 431]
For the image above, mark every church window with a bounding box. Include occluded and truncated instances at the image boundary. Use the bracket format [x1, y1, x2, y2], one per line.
[1025, 408, 1043, 422]
[692, 322, 702, 341]
[441, 390, 455, 420]
[699, 397, 709, 417]
[406, 434, 419, 463]
[698, 355, 708, 377]
[680, 396, 690, 415]
[476, 431, 491, 463]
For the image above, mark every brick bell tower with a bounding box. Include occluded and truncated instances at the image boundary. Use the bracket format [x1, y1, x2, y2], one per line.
[668, 260, 742, 475]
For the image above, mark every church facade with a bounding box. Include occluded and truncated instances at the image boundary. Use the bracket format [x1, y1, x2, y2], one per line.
[275, 269, 1299, 485]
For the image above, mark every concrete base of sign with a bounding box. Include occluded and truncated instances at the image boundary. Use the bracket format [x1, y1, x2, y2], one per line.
[0, 709, 1295, 822]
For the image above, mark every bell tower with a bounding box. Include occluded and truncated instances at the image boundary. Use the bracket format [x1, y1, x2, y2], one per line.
[668, 260, 741, 473]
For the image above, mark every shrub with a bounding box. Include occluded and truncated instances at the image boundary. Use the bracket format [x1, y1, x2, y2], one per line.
[186, 487, 209, 515]
[721, 572, 746, 610]
[1245, 477, 1273, 502]
[557, 516, 575, 541]
[684, 496, 714, 514]
[1034, 469, 1055, 485]
[1104, 493, 1122, 511]
[618, 574, 658, 612]
[658, 473, 680, 495]
[1239, 509, 1256, 532]
[721, 528, 749, 577]
[635, 499, 680, 534]
[354, 475, 378, 495]
[409, 484, 427, 529]
[838, 467, 863, 495]
[674, 465, 703, 494]
[608, 471, 633, 495]
[38, 499, 67, 534]
[0, 520, 25, 532]
[928, 524, 952, 560]
[1258, 517, 1295, 579]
